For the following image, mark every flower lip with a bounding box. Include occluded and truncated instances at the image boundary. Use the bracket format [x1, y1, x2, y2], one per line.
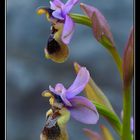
[47, 34, 61, 54]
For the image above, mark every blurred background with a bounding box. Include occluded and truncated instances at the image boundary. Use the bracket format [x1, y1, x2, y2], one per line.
[7, 0, 133, 140]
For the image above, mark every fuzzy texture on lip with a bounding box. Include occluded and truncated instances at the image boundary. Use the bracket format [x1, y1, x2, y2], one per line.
[47, 67, 99, 124]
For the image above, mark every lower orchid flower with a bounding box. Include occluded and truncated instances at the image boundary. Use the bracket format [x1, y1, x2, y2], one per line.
[42, 67, 99, 124]
[37, 0, 79, 63]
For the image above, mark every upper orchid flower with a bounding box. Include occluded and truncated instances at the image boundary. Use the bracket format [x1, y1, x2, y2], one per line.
[42, 67, 99, 124]
[49, 0, 78, 44]
[37, 0, 79, 63]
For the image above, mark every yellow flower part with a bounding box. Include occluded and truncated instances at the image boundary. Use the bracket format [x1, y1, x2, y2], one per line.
[57, 107, 70, 127]
[42, 90, 52, 97]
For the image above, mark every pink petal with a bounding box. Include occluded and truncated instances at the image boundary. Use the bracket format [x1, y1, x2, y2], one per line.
[54, 83, 66, 93]
[49, 84, 72, 106]
[63, 0, 79, 14]
[61, 15, 75, 44]
[68, 96, 99, 124]
[50, 0, 64, 10]
[66, 67, 90, 99]
[80, 3, 114, 46]
[52, 9, 64, 20]
[49, 83, 65, 95]
[54, 84, 72, 106]
[60, 93, 72, 106]
[83, 128, 103, 140]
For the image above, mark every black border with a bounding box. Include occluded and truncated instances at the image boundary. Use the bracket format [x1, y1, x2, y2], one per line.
[0, 0, 5, 139]
[3, 0, 137, 140]
[135, 0, 139, 139]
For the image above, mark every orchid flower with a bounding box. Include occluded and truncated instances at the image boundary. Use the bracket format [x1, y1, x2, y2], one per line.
[37, 0, 79, 63]
[42, 67, 99, 124]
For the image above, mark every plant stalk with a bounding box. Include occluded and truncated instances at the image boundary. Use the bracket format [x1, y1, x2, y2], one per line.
[121, 86, 132, 140]
[70, 13, 123, 79]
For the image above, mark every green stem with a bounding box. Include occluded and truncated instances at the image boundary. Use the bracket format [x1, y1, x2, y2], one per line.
[70, 13, 123, 79]
[121, 86, 132, 140]
[109, 47, 123, 79]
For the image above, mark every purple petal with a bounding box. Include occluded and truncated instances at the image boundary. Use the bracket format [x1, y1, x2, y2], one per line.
[49, 83, 65, 95]
[52, 9, 64, 20]
[68, 96, 99, 124]
[63, 0, 79, 15]
[54, 83, 66, 93]
[54, 84, 72, 106]
[61, 15, 75, 44]
[66, 67, 90, 99]
[49, 84, 72, 106]
[50, 1, 58, 10]
[50, 0, 64, 10]
[60, 93, 72, 106]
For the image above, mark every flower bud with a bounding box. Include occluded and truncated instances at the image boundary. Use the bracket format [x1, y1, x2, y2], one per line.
[123, 27, 134, 88]
[80, 3, 115, 49]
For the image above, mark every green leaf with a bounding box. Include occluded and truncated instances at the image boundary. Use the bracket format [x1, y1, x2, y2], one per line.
[69, 13, 92, 27]
[93, 101, 122, 136]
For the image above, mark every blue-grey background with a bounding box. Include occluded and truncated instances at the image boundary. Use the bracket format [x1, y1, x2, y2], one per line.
[7, 0, 133, 140]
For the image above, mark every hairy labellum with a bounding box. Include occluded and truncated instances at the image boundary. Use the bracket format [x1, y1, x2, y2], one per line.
[47, 34, 61, 54]
[42, 123, 61, 140]
[40, 107, 69, 140]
